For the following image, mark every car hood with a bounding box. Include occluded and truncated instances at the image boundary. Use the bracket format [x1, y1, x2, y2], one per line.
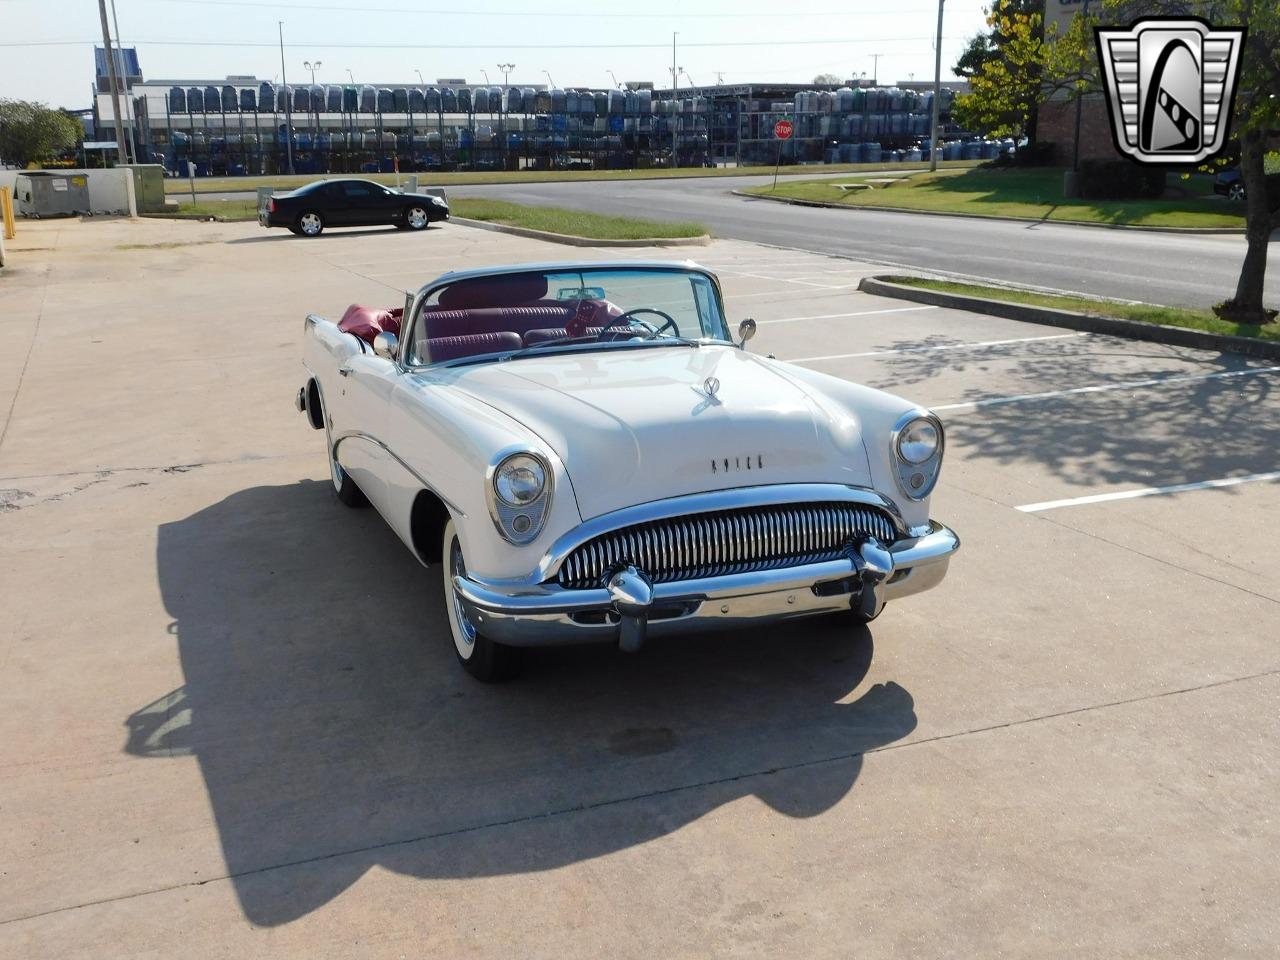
[444, 345, 873, 521]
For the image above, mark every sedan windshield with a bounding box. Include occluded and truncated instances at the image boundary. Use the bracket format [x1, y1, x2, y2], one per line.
[406, 267, 730, 366]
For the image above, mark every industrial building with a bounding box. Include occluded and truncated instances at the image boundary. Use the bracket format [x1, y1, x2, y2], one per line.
[93, 49, 978, 176]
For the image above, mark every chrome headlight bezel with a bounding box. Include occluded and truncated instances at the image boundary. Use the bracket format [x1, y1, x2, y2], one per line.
[891, 411, 945, 501]
[486, 450, 553, 544]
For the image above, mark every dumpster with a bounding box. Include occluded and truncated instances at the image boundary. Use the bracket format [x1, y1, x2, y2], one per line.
[13, 172, 91, 218]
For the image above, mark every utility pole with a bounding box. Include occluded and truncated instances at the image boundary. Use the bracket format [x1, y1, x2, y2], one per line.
[96, 0, 128, 167]
[671, 31, 678, 169]
[108, 0, 133, 163]
[1072, 0, 1091, 174]
[870, 53, 882, 86]
[278, 21, 295, 174]
[498, 63, 515, 86]
[929, 0, 944, 172]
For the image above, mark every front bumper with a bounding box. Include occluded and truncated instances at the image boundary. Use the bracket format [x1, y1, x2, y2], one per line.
[455, 521, 959, 647]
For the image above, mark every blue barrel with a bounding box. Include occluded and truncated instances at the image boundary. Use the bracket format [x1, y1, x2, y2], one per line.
[259, 82, 275, 111]
[862, 142, 882, 163]
[457, 86, 472, 113]
[169, 86, 187, 113]
[360, 85, 376, 112]
[343, 86, 358, 112]
[291, 86, 307, 112]
[441, 87, 457, 112]
[506, 87, 523, 113]
[426, 87, 441, 113]
[962, 141, 983, 160]
[309, 85, 324, 113]
[409, 88, 425, 113]
[377, 88, 394, 112]
[326, 85, 342, 112]
[392, 87, 407, 112]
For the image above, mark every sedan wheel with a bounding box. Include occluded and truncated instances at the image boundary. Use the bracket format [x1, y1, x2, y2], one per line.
[1228, 183, 1246, 202]
[297, 211, 325, 236]
[406, 206, 431, 230]
[442, 518, 522, 681]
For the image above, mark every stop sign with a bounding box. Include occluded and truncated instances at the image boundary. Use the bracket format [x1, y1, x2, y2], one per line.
[774, 119, 794, 140]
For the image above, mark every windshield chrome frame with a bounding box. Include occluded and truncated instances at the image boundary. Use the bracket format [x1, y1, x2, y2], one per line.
[400, 261, 733, 370]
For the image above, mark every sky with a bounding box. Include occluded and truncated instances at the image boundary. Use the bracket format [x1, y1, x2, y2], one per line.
[0, 0, 991, 109]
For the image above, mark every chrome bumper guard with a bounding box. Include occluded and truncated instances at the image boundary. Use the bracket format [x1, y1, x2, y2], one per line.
[455, 521, 959, 649]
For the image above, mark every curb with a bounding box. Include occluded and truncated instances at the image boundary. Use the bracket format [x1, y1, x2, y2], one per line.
[858, 276, 1280, 362]
[450, 216, 711, 248]
[734, 189, 1247, 235]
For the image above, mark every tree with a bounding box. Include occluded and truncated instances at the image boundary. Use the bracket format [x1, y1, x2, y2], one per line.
[953, 0, 1044, 79]
[952, 7, 1048, 144]
[813, 73, 843, 85]
[1052, 1, 1279, 324]
[0, 99, 82, 168]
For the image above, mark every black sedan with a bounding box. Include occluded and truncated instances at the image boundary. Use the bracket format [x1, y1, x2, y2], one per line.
[1213, 168, 1245, 201]
[259, 178, 449, 237]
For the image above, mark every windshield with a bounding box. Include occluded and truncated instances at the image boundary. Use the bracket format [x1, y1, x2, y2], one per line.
[406, 267, 730, 366]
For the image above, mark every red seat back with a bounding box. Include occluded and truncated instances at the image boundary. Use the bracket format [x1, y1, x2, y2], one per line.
[338, 304, 402, 345]
[427, 332, 523, 362]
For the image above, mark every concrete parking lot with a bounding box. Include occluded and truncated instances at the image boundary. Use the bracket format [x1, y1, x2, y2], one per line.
[2, 216, 1278, 958]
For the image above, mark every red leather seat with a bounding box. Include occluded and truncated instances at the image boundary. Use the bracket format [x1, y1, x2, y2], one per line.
[426, 332, 522, 362]
[522, 326, 637, 346]
[338, 304, 402, 344]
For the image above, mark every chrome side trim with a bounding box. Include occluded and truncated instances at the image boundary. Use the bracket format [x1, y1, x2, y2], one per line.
[331, 430, 465, 518]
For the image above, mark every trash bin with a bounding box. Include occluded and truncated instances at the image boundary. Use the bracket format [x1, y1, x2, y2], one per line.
[12, 172, 91, 218]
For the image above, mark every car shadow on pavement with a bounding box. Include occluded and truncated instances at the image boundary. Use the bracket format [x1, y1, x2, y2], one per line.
[126, 479, 917, 927]
[224, 227, 425, 244]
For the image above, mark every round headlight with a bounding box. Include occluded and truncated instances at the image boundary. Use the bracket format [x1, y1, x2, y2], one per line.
[897, 418, 940, 465]
[494, 454, 546, 506]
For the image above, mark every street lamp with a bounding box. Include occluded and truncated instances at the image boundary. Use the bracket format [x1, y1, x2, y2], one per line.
[498, 63, 515, 86]
[415, 69, 425, 85]
[303, 59, 322, 84]
[278, 20, 294, 174]
[481, 68, 491, 85]
[542, 69, 555, 89]
[346, 68, 355, 84]
[608, 69, 622, 90]
[929, 0, 944, 172]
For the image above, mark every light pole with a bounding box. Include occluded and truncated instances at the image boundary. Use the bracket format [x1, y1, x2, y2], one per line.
[671, 31, 678, 168]
[870, 53, 882, 86]
[498, 63, 515, 86]
[346, 68, 355, 84]
[278, 20, 295, 174]
[1072, 0, 1091, 175]
[303, 60, 322, 84]
[415, 69, 425, 85]
[542, 70, 555, 89]
[929, 0, 944, 172]
[481, 68, 491, 86]
[96, 0, 128, 167]
[608, 69, 622, 90]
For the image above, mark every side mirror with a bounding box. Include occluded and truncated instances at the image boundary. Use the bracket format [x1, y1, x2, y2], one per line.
[373, 330, 399, 360]
[737, 317, 757, 349]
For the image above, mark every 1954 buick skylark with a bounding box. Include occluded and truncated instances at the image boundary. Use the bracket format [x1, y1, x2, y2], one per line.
[298, 261, 958, 680]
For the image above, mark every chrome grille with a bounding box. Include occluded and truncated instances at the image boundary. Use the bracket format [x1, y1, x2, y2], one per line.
[554, 501, 897, 589]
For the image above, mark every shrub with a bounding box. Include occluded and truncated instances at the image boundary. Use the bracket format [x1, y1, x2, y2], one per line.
[1078, 159, 1166, 199]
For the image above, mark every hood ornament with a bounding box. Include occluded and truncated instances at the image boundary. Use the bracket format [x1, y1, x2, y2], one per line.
[703, 376, 720, 398]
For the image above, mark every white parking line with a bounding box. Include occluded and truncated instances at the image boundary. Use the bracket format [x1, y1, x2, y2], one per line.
[760, 306, 939, 325]
[934, 365, 1280, 412]
[787, 333, 1085, 363]
[1017, 472, 1280, 513]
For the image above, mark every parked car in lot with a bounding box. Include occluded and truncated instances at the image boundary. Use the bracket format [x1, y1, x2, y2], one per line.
[1214, 167, 1245, 201]
[297, 262, 959, 680]
[259, 178, 449, 236]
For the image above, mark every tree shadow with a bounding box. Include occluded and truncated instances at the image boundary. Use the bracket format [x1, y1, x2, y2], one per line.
[865, 334, 1279, 490]
[127, 480, 917, 926]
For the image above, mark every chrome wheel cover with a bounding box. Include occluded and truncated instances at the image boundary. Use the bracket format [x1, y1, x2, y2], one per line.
[407, 207, 429, 229]
[448, 535, 478, 656]
[300, 213, 322, 235]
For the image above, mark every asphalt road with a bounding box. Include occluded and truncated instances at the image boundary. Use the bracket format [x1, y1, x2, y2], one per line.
[443, 172, 1280, 308]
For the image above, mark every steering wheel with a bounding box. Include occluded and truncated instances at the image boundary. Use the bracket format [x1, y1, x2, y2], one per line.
[598, 307, 680, 340]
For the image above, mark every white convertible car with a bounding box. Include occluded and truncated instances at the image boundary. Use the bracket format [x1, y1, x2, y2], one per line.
[298, 261, 958, 680]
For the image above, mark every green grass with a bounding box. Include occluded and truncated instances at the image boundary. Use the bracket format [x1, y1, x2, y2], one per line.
[746, 167, 1245, 229]
[451, 199, 706, 239]
[162, 159, 983, 195]
[887, 276, 1280, 344]
[143, 200, 259, 221]
[143, 196, 705, 239]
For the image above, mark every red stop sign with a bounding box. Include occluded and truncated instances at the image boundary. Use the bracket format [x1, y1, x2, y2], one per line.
[774, 119, 794, 140]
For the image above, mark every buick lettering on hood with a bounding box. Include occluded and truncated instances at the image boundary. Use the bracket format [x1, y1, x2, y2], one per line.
[298, 261, 959, 680]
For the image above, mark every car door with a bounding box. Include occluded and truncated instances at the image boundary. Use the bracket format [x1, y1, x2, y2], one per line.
[318, 182, 352, 225]
[329, 349, 401, 516]
[341, 181, 383, 225]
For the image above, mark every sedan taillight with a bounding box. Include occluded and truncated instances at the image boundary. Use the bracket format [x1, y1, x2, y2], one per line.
[268, 198, 276, 213]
